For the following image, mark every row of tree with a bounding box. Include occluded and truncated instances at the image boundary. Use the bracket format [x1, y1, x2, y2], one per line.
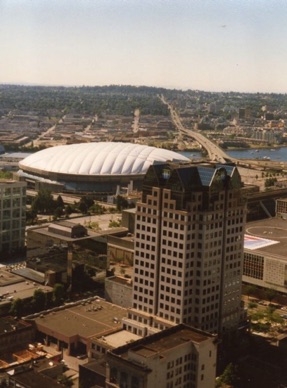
[9, 283, 66, 318]
[27, 189, 132, 224]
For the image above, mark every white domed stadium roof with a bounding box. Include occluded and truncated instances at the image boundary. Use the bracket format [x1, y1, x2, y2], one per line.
[20, 142, 189, 176]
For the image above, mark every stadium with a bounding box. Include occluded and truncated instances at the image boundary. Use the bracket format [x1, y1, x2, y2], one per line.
[18, 142, 189, 196]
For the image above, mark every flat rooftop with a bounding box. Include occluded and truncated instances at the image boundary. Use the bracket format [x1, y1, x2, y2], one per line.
[106, 276, 132, 286]
[28, 223, 128, 242]
[245, 217, 287, 258]
[0, 269, 52, 305]
[0, 270, 24, 287]
[12, 268, 45, 284]
[8, 368, 63, 388]
[94, 330, 141, 349]
[0, 316, 31, 335]
[80, 358, 106, 375]
[27, 224, 99, 243]
[111, 324, 216, 360]
[32, 298, 128, 341]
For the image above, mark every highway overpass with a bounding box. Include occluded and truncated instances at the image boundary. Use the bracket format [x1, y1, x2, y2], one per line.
[160, 95, 233, 164]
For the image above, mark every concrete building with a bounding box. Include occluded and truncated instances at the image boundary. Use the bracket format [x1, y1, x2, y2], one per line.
[121, 208, 136, 234]
[107, 234, 134, 267]
[105, 276, 133, 308]
[243, 217, 287, 294]
[125, 162, 246, 336]
[26, 220, 128, 286]
[6, 359, 68, 388]
[0, 316, 34, 356]
[276, 198, 287, 219]
[0, 180, 26, 258]
[25, 297, 128, 356]
[89, 329, 140, 361]
[105, 324, 217, 388]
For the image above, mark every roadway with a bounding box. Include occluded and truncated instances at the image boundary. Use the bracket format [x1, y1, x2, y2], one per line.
[160, 95, 287, 174]
[160, 95, 232, 164]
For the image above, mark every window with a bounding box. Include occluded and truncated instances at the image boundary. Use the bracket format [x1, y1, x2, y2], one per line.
[131, 376, 139, 388]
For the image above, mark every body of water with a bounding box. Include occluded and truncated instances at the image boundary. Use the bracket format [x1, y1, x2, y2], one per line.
[179, 147, 287, 162]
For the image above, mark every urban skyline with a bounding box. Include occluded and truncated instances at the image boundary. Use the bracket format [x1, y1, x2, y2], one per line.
[1, 0, 287, 93]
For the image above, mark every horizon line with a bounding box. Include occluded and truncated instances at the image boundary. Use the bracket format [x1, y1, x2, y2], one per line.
[0, 82, 286, 96]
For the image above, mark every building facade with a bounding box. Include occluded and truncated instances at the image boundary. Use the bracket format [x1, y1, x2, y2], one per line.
[106, 324, 217, 388]
[0, 180, 26, 257]
[125, 163, 246, 335]
[243, 218, 287, 294]
[0, 316, 34, 356]
[105, 276, 133, 308]
[276, 198, 287, 219]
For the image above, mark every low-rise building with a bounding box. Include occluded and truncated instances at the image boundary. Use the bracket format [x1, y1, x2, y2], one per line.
[89, 329, 141, 360]
[25, 297, 128, 356]
[6, 359, 68, 388]
[26, 221, 109, 286]
[27, 220, 131, 287]
[0, 268, 52, 316]
[0, 316, 34, 356]
[276, 198, 287, 219]
[106, 324, 217, 388]
[107, 234, 134, 267]
[243, 217, 287, 294]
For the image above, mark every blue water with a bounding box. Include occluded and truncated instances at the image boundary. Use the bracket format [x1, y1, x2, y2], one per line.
[179, 147, 287, 162]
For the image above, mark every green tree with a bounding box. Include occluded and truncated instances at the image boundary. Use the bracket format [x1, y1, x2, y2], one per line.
[265, 288, 277, 305]
[9, 298, 24, 318]
[217, 363, 238, 387]
[53, 283, 66, 305]
[250, 310, 265, 321]
[265, 177, 277, 188]
[109, 219, 121, 228]
[78, 196, 94, 214]
[56, 195, 64, 208]
[78, 201, 88, 214]
[88, 221, 100, 231]
[54, 207, 64, 219]
[116, 195, 129, 211]
[57, 374, 73, 387]
[244, 284, 257, 300]
[26, 208, 37, 224]
[89, 202, 104, 214]
[32, 289, 46, 312]
[31, 189, 56, 214]
[65, 204, 73, 217]
[266, 306, 283, 324]
[81, 195, 94, 208]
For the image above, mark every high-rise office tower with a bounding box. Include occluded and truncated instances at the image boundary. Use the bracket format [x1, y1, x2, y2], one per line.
[0, 180, 26, 258]
[124, 162, 246, 335]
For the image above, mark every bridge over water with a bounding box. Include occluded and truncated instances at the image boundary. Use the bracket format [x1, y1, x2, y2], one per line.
[161, 95, 287, 172]
[160, 95, 233, 164]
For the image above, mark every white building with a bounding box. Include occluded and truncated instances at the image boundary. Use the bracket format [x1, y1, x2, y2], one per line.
[106, 324, 217, 388]
[243, 217, 287, 294]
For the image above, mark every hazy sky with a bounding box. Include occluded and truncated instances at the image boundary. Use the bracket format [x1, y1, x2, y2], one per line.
[1, 0, 287, 93]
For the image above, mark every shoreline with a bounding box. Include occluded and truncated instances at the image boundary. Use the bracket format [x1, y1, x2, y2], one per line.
[180, 145, 287, 153]
[225, 145, 285, 151]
